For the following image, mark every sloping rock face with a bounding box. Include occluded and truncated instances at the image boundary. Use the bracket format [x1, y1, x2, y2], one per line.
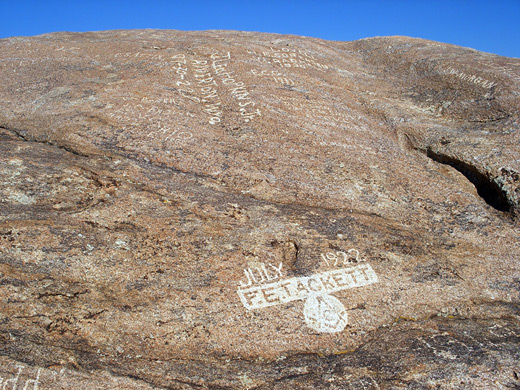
[0, 30, 519, 389]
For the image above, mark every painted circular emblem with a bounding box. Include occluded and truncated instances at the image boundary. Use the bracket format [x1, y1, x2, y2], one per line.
[303, 293, 348, 333]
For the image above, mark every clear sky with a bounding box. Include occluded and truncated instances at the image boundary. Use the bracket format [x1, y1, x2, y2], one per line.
[1, 0, 519, 58]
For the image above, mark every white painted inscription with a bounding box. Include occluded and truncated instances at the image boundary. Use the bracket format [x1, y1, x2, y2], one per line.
[321, 249, 361, 266]
[211, 52, 261, 123]
[437, 66, 497, 89]
[237, 259, 378, 333]
[250, 68, 295, 86]
[238, 263, 377, 310]
[0, 365, 41, 389]
[168, 51, 261, 124]
[304, 293, 348, 333]
[247, 46, 330, 71]
[239, 262, 283, 287]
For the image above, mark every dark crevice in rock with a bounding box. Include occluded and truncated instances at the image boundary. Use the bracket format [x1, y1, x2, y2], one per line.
[0, 125, 90, 158]
[425, 148, 512, 213]
[468, 114, 511, 124]
[135, 155, 218, 182]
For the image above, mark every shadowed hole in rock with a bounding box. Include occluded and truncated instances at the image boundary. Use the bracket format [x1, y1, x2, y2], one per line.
[426, 148, 511, 213]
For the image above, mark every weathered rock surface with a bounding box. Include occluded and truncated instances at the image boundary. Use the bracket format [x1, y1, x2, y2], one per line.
[0, 30, 519, 389]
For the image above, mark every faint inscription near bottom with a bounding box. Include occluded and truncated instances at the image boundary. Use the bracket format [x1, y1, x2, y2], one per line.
[0, 365, 42, 389]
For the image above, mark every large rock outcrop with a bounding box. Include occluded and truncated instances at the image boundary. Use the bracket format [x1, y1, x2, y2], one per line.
[0, 30, 519, 389]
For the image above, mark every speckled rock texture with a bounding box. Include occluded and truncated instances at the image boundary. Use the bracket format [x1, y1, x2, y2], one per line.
[0, 30, 519, 389]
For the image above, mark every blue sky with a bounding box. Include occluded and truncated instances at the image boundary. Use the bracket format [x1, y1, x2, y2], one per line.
[1, 0, 519, 58]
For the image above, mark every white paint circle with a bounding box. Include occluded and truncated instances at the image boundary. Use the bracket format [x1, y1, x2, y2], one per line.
[303, 293, 348, 333]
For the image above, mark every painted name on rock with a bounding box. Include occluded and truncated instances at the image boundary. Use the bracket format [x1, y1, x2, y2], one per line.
[237, 256, 378, 333]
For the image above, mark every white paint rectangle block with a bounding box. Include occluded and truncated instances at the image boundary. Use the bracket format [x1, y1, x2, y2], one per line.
[238, 264, 378, 310]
